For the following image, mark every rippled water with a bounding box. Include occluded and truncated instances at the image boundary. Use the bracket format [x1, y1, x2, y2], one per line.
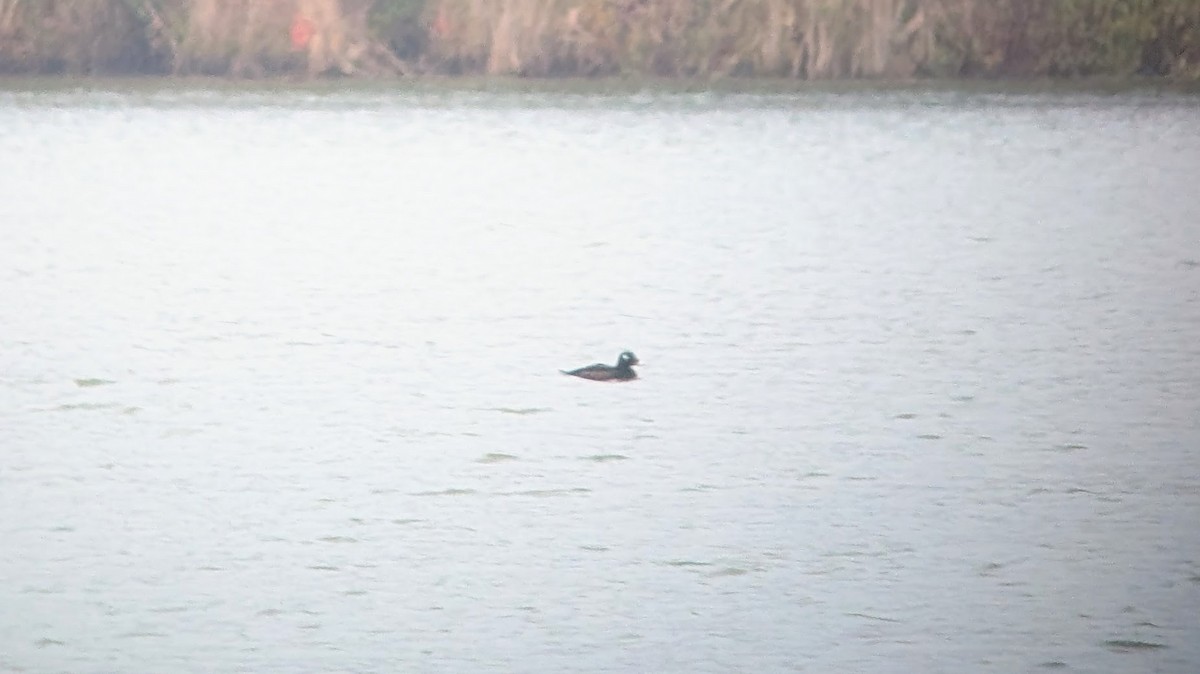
[2, 82, 1198, 672]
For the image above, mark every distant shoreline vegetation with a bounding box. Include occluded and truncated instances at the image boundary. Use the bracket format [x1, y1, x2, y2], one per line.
[0, 0, 1197, 81]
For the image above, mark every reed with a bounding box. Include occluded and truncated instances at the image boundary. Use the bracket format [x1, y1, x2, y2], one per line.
[420, 0, 945, 78]
[172, 0, 403, 76]
[0, 0, 1196, 79]
[924, 0, 1200, 77]
[0, 0, 161, 74]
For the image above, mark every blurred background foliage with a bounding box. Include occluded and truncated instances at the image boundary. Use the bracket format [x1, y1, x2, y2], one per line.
[1, 0, 1196, 78]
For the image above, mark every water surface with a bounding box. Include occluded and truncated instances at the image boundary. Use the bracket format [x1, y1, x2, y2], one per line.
[2, 82, 1198, 672]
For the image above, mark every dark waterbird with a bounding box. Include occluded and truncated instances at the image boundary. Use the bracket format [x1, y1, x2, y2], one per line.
[561, 351, 640, 381]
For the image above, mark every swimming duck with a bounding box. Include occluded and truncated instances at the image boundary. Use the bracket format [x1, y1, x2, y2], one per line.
[562, 351, 640, 381]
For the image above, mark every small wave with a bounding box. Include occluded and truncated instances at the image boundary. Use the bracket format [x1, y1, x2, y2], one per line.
[1103, 639, 1166, 652]
[53, 402, 118, 412]
[502, 487, 591, 497]
[583, 453, 628, 462]
[492, 407, 550, 415]
[477, 453, 519, 463]
[845, 612, 901, 623]
[34, 638, 66, 648]
[412, 488, 476, 497]
[74, 378, 114, 387]
[708, 567, 749, 577]
[163, 428, 202, 438]
[978, 562, 1005, 576]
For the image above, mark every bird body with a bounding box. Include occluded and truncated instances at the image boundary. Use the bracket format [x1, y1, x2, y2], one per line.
[562, 351, 640, 381]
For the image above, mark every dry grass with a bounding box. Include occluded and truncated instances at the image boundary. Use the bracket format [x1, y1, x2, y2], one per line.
[174, 0, 402, 76]
[1, 0, 1196, 79]
[0, 0, 160, 74]
[423, 0, 943, 78]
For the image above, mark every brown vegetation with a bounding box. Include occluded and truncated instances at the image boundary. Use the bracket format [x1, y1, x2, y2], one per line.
[0, 0, 159, 74]
[0, 0, 1197, 79]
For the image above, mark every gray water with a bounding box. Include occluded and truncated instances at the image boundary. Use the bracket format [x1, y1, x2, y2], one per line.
[1, 82, 1198, 673]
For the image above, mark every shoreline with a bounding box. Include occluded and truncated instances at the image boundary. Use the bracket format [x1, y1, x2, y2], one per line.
[3, 74, 1199, 97]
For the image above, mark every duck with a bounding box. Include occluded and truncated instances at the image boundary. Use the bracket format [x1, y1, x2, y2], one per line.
[561, 351, 640, 381]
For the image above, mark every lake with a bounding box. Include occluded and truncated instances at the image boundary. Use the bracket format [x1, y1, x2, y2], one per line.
[1, 80, 1198, 673]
